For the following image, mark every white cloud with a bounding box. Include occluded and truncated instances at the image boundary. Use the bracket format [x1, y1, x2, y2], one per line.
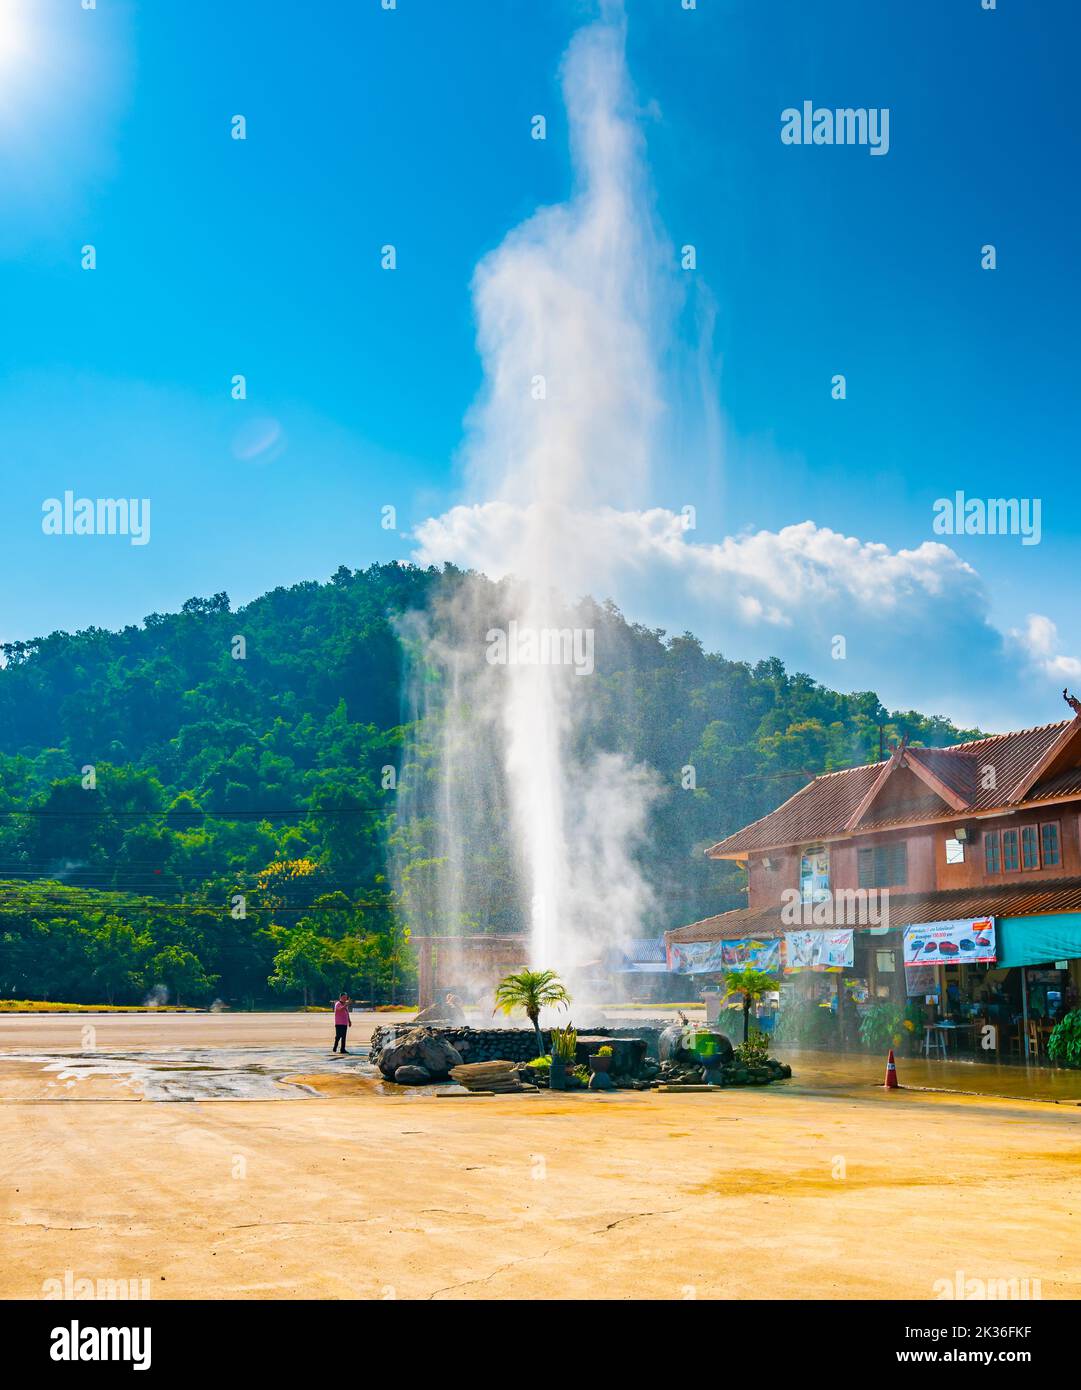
[1010, 613, 1081, 681]
[414, 501, 984, 632]
[413, 501, 1070, 729]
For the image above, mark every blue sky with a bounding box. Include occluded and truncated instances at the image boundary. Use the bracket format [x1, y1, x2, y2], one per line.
[1, 0, 1078, 732]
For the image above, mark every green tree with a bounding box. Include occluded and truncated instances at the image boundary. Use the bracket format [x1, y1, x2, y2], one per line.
[267, 930, 330, 1007]
[722, 967, 779, 1043]
[494, 969, 571, 1057]
[89, 919, 146, 1005]
[148, 944, 217, 1007]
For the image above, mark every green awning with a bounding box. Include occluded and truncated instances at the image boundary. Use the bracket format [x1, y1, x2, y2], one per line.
[997, 913, 1081, 968]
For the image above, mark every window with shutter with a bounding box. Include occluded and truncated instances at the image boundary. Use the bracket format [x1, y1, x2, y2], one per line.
[856, 841, 907, 888]
[1041, 821, 1061, 868]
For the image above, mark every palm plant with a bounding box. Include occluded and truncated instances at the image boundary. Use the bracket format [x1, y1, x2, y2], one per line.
[722, 966, 778, 1042]
[494, 968, 571, 1056]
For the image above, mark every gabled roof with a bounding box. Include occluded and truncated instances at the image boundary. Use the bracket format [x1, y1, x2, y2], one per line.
[706, 718, 1078, 859]
[624, 937, 666, 963]
[666, 876, 1081, 944]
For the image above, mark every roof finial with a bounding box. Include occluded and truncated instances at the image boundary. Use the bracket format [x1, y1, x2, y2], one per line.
[1064, 689, 1081, 717]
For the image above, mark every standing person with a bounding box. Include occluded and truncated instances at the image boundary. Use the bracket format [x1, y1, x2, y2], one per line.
[332, 992, 352, 1055]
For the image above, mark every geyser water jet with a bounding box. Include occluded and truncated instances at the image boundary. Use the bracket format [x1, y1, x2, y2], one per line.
[397, 4, 668, 986]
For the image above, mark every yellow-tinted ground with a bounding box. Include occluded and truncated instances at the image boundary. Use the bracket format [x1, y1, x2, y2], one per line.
[0, 1012, 1078, 1300]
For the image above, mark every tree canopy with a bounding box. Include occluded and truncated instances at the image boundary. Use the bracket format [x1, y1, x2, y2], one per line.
[0, 562, 980, 1006]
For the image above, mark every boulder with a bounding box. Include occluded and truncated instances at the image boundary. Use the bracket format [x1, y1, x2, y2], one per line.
[658, 1020, 688, 1065]
[375, 1027, 463, 1080]
[658, 1021, 734, 1068]
[394, 1064, 431, 1085]
[576, 1035, 646, 1075]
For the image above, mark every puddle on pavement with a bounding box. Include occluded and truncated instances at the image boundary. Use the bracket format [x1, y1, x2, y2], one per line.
[775, 1047, 1081, 1104]
[0, 1047, 413, 1101]
[10, 1041, 1074, 1106]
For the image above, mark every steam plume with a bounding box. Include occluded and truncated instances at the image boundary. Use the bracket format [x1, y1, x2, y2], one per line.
[397, 4, 665, 986]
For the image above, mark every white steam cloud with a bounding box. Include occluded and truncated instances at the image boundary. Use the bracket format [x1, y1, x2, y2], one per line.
[396, 5, 664, 982]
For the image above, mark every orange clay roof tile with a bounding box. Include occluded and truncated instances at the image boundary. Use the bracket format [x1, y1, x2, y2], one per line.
[705, 718, 1077, 858]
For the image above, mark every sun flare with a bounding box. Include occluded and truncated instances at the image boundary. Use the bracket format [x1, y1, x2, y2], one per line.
[0, 1, 28, 65]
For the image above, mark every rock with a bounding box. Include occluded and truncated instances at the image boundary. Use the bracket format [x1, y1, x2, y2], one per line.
[658, 1021, 733, 1068]
[375, 1027, 463, 1080]
[658, 1020, 688, 1065]
[576, 1035, 646, 1075]
[394, 1064, 431, 1085]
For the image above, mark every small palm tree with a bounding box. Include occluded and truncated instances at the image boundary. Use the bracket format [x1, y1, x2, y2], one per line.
[722, 966, 778, 1042]
[494, 969, 571, 1056]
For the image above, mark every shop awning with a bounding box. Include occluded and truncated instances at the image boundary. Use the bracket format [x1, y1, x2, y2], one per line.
[997, 912, 1081, 968]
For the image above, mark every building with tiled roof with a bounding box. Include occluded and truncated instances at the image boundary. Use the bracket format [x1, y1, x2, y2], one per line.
[667, 705, 1081, 1054]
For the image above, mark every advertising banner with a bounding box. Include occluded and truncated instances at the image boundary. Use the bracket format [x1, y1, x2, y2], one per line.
[666, 937, 780, 975]
[784, 929, 854, 973]
[904, 964, 937, 999]
[666, 939, 727, 974]
[902, 918, 996, 967]
[720, 937, 781, 973]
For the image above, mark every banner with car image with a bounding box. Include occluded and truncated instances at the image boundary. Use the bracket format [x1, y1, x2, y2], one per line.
[902, 918, 996, 966]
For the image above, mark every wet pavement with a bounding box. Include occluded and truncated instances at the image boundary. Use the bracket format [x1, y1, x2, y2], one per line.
[775, 1046, 1081, 1103]
[0, 1047, 382, 1101]
[2, 1012, 1081, 1104]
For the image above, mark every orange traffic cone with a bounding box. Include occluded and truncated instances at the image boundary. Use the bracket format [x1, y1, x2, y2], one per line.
[884, 1048, 898, 1090]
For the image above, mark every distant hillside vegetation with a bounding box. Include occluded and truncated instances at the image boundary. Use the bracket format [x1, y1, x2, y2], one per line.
[0, 562, 981, 1005]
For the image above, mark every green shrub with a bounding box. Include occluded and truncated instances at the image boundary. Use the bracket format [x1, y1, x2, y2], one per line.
[734, 1029, 770, 1067]
[1048, 1010, 1081, 1068]
[597, 1045, 613, 1057]
[773, 997, 836, 1047]
[858, 1004, 905, 1051]
[525, 1054, 551, 1069]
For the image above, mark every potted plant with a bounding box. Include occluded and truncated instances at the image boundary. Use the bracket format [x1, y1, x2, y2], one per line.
[1048, 1009, 1081, 1068]
[588, 1044, 616, 1091]
[550, 1024, 577, 1090]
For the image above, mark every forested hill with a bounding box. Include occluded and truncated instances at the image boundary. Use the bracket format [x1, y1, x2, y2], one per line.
[0, 562, 981, 1006]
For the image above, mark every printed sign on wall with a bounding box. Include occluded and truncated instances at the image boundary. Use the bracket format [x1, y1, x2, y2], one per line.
[784, 929, 854, 973]
[666, 937, 781, 975]
[903, 918, 996, 967]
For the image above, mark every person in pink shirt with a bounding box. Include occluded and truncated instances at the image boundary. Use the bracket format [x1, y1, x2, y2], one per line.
[332, 993, 352, 1054]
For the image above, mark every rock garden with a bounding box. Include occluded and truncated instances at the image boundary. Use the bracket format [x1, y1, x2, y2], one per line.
[367, 968, 792, 1093]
